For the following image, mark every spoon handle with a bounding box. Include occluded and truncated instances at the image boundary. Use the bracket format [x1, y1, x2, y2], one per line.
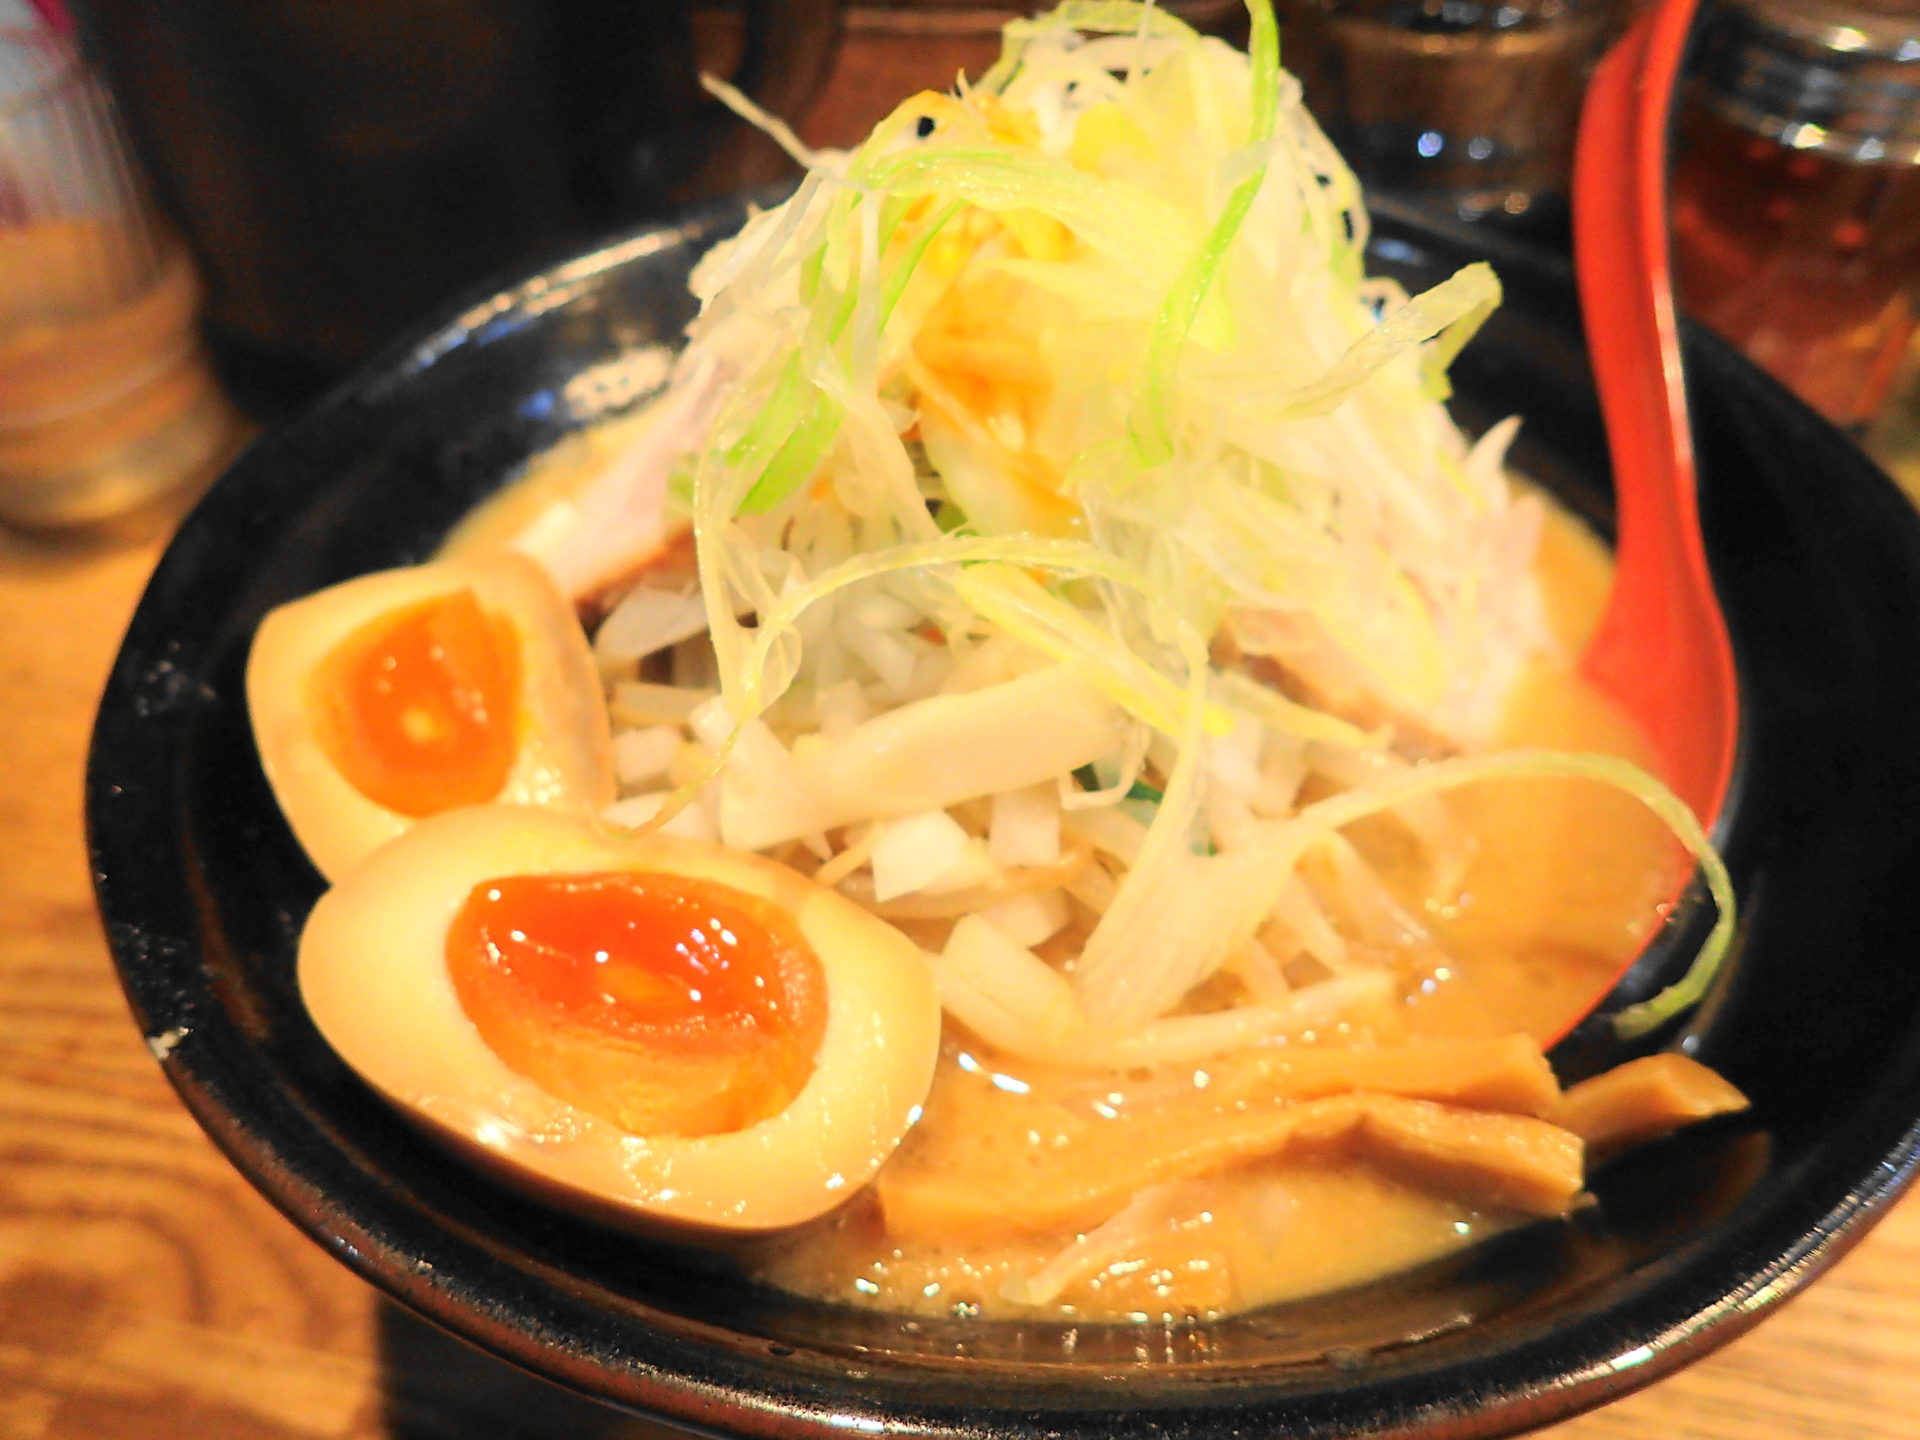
[1574, 0, 1738, 826]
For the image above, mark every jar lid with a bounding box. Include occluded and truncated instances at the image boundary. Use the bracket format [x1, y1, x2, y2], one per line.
[1695, 0, 1920, 163]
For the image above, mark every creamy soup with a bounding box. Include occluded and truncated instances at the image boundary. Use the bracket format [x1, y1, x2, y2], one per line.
[257, 0, 1746, 1327]
[751, 504, 1681, 1320]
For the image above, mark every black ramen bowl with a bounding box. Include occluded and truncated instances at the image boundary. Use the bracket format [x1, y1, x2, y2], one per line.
[87, 195, 1920, 1438]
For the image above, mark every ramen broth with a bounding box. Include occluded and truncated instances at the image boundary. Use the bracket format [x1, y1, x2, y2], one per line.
[748, 498, 1677, 1320]
[254, 0, 1749, 1330]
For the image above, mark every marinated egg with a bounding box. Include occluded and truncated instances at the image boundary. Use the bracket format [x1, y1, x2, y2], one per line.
[247, 553, 615, 880]
[298, 804, 942, 1233]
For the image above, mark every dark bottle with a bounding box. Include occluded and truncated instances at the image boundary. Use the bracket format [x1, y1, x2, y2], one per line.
[1279, 0, 1629, 235]
[66, 0, 842, 414]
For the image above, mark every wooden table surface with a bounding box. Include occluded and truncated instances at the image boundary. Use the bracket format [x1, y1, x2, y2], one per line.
[8, 11, 1920, 1438]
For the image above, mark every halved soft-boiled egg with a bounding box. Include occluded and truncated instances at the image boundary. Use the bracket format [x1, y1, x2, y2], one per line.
[299, 804, 942, 1233]
[247, 553, 615, 881]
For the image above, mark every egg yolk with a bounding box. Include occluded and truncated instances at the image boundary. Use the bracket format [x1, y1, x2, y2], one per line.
[312, 590, 521, 817]
[445, 871, 829, 1138]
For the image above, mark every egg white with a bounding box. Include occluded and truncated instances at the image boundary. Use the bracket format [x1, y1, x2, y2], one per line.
[247, 553, 615, 881]
[298, 803, 943, 1234]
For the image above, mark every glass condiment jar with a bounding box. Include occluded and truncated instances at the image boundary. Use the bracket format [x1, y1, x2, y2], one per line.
[1280, 0, 1633, 236]
[0, 23, 241, 531]
[1669, 0, 1920, 431]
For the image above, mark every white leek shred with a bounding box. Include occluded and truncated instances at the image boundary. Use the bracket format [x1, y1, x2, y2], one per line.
[594, 0, 1733, 1058]
[593, 585, 709, 680]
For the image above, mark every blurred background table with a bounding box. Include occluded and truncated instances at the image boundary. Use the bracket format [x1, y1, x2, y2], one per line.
[8, 4, 1920, 1437]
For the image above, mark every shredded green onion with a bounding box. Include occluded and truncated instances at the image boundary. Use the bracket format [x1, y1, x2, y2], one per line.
[1127, 0, 1280, 465]
[619, 0, 1735, 1053]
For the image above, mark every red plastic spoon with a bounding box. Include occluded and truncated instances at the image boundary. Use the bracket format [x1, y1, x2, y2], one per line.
[1573, 0, 1738, 831]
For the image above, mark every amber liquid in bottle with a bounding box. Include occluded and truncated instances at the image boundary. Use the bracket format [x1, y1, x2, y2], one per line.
[1671, 99, 1920, 430]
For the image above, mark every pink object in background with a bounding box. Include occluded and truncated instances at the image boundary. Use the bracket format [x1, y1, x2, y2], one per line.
[23, 0, 70, 34]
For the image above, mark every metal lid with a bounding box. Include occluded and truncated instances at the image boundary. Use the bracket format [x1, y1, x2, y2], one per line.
[1694, 0, 1920, 162]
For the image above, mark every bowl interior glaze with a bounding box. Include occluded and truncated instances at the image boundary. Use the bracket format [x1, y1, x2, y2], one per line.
[88, 199, 1920, 1439]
